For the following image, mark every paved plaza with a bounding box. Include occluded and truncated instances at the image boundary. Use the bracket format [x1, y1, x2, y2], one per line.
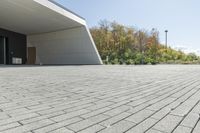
[0, 65, 200, 133]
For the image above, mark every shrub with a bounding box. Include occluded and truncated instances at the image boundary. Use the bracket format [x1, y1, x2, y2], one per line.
[126, 59, 134, 65]
[111, 58, 119, 64]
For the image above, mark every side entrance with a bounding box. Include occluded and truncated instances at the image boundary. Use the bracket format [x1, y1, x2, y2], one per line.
[27, 47, 36, 65]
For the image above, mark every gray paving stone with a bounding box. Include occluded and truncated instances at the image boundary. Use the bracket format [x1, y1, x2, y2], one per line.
[180, 113, 199, 128]
[64, 103, 95, 113]
[127, 103, 150, 114]
[67, 114, 109, 132]
[150, 107, 171, 120]
[86, 102, 113, 111]
[37, 105, 73, 115]
[34, 117, 82, 133]
[50, 109, 90, 122]
[1, 119, 54, 133]
[108, 100, 130, 108]
[152, 115, 183, 133]
[1, 65, 200, 132]
[146, 97, 175, 111]
[0, 113, 39, 126]
[146, 129, 164, 133]
[173, 126, 192, 133]
[103, 105, 130, 116]
[98, 120, 135, 133]
[78, 124, 105, 133]
[126, 118, 158, 133]
[81, 107, 111, 119]
[192, 120, 200, 133]
[49, 127, 74, 133]
[170, 99, 199, 117]
[20, 111, 65, 125]
[0, 113, 10, 120]
[191, 102, 200, 114]
[126, 109, 155, 124]
[0, 122, 21, 132]
[100, 112, 131, 127]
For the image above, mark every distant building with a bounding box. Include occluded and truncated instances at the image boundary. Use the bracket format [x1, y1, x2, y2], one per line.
[0, 0, 102, 65]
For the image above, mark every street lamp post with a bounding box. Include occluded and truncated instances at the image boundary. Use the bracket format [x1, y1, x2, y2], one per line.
[165, 30, 168, 49]
[165, 30, 168, 63]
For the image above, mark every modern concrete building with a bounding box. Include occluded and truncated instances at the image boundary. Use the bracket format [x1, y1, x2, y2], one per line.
[0, 0, 102, 65]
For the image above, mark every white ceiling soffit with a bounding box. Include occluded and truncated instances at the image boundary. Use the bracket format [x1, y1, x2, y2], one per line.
[0, 0, 86, 35]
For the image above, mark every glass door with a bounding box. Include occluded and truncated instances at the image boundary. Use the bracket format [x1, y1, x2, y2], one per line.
[0, 37, 6, 64]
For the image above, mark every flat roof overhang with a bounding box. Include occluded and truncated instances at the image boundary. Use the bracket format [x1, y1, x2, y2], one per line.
[0, 0, 86, 35]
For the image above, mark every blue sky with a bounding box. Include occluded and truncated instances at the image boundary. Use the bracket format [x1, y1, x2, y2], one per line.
[56, 0, 200, 54]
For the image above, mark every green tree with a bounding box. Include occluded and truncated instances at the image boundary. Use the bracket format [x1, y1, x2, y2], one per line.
[90, 20, 200, 65]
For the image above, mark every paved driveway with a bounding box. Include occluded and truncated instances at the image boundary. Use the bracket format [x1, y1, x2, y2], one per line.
[0, 65, 200, 133]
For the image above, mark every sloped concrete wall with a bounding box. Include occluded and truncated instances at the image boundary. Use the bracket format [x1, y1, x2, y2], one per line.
[27, 26, 102, 65]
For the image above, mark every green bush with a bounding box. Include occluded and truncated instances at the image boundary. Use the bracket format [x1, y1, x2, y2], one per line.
[111, 58, 119, 64]
[144, 57, 157, 65]
[134, 53, 143, 65]
[126, 59, 134, 65]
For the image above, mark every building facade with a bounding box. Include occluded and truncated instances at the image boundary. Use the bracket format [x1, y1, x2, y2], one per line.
[0, 0, 102, 65]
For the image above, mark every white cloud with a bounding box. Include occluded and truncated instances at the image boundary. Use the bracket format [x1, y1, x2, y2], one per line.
[172, 45, 200, 56]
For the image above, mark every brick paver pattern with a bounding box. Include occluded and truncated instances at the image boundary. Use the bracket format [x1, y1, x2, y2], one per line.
[0, 65, 200, 133]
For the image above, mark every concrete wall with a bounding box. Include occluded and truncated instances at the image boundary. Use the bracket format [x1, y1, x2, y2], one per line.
[27, 26, 102, 65]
